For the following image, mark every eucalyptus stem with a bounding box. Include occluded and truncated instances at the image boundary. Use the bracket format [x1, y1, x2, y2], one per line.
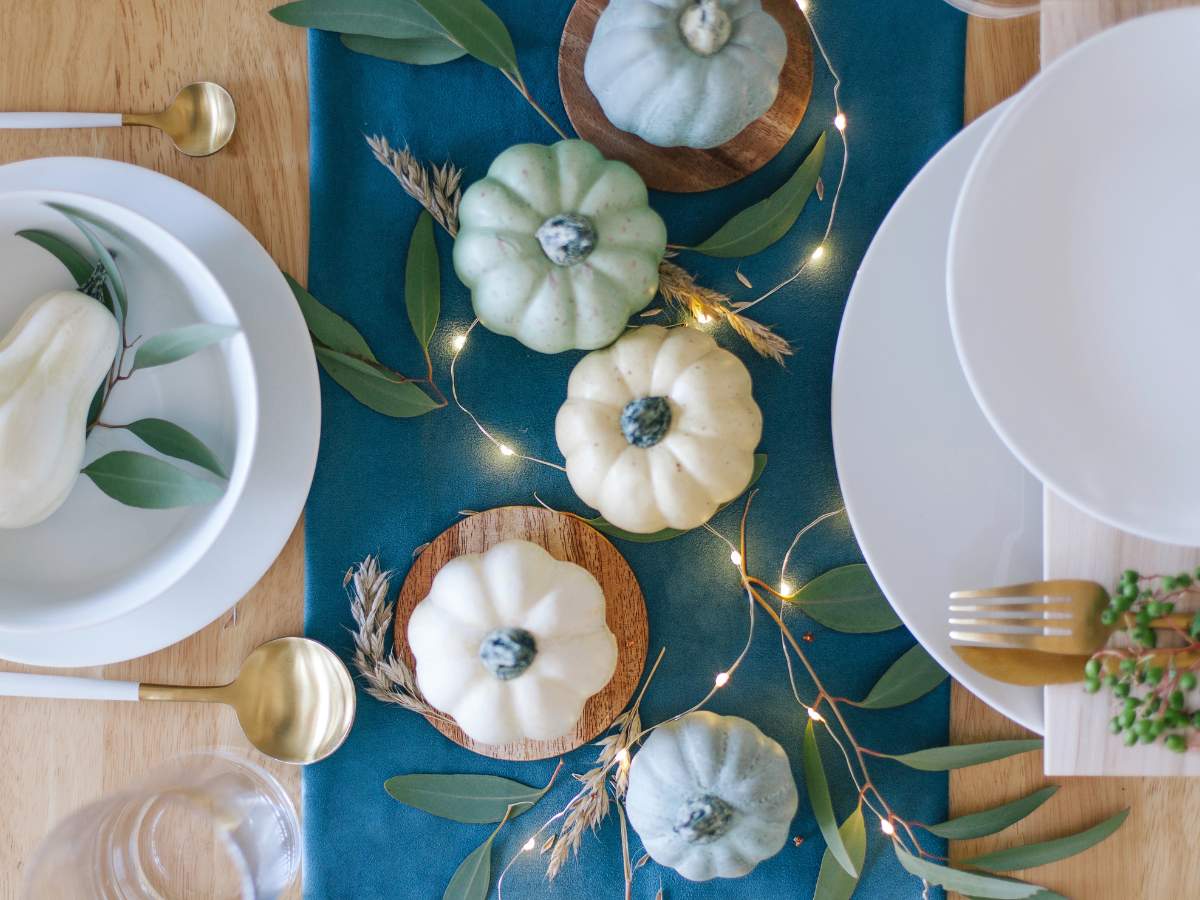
[502, 69, 570, 140]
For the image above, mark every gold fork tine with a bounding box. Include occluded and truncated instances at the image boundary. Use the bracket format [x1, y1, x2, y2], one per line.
[948, 600, 1073, 615]
[948, 579, 1112, 657]
[947, 616, 1072, 630]
[949, 580, 1085, 601]
[949, 630, 1085, 654]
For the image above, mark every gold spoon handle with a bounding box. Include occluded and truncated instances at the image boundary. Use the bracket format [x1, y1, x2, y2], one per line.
[139, 683, 230, 704]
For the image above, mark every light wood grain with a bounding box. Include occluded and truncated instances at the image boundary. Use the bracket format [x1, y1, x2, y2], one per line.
[393, 506, 648, 761]
[558, 0, 813, 192]
[0, 1, 308, 896]
[956, 4, 1200, 898]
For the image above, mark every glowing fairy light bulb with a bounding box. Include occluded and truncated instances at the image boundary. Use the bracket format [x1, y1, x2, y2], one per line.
[779, 580, 794, 595]
[798, 0, 810, 11]
[715, 671, 730, 688]
[807, 707, 824, 722]
[616, 748, 630, 767]
[522, 837, 536, 852]
[880, 818, 896, 836]
[451, 333, 468, 351]
[696, 312, 713, 325]
[810, 245, 826, 262]
[499, 444, 515, 457]
[729, 550, 743, 566]
[833, 112, 847, 132]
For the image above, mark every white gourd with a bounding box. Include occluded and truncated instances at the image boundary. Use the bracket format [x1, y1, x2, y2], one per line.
[555, 325, 762, 534]
[0, 291, 118, 529]
[625, 710, 800, 881]
[453, 140, 667, 354]
[407, 539, 619, 745]
[584, 0, 788, 149]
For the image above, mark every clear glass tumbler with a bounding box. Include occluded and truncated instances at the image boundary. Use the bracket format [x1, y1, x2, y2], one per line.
[23, 750, 300, 900]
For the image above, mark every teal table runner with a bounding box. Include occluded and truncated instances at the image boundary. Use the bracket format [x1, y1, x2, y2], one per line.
[304, 2, 966, 896]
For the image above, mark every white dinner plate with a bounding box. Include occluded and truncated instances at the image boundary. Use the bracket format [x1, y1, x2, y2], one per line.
[948, 9, 1200, 547]
[0, 159, 319, 667]
[832, 102, 1045, 734]
[0, 190, 256, 633]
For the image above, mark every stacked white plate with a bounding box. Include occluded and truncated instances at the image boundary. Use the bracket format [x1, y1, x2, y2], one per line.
[833, 9, 1200, 734]
[0, 160, 319, 667]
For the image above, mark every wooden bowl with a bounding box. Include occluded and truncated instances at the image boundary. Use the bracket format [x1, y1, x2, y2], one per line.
[393, 506, 649, 761]
[558, 0, 814, 193]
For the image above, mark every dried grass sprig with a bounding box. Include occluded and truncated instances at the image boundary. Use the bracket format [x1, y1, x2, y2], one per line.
[366, 135, 463, 237]
[657, 260, 792, 364]
[345, 555, 448, 721]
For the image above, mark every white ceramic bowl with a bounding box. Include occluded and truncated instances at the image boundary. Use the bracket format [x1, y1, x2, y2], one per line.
[0, 190, 256, 632]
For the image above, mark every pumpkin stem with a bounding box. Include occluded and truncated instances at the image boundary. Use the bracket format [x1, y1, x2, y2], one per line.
[479, 627, 538, 680]
[679, 0, 732, 57]
[536, 213, 597, 267]
[673, 794, 735, 843]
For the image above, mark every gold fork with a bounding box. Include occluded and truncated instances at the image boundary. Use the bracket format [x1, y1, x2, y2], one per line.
[949, 579, 1191, 655]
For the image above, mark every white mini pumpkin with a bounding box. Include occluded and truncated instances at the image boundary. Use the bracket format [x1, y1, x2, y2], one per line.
[584, 0, 788, 149]
[555, 325, 762, 534]
[453, 140, 667, 354]
[625, 711, 799, 881]
[407, 539, 619, 745]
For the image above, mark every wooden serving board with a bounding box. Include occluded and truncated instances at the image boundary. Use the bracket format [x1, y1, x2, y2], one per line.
[558, 0, 813, 193]
[1040, 0, 1200, 778]
[393, 506, 648, 762]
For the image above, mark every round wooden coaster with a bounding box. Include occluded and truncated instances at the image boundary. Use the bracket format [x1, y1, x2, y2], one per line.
[393, 506, 649, 762]
[558, 0, 814, 193]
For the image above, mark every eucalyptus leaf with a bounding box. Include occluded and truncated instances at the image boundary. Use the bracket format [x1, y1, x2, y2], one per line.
[443, 833, 495, 900]
[854, 643, 946, 709]
[926, 786, 1058, 840]
[341, 32, 466, 64]
[893, 844, 1046, 900]
[284, 272, 377, 361]
[789, 564, 902, 633]
[16, 229, 94, 283]
[270, 0, 444, 39]
[802, 720, 856, 878]
[384, 772, 550, 824]
[813, 804, 865, 900]
[122, 418, 228, 480]
[82, 451, 224, 509]
[315, 347, 441, 417]
[47, 204, 128, 322]
[885, 739, 1043, 772]
[964, 808, 1129, 872]
[405, 211, 441, 350]
[132, 324, 239, 371]
[582, 454, 766, 543]
[409, 0, 519, 75]
[689, 132, 827, 258]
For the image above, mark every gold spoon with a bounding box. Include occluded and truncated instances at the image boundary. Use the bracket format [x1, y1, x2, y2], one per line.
[0, 82, 237, 157]
[0, 637, 356, 764]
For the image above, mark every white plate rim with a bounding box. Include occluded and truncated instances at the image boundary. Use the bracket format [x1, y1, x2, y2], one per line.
[833, 101, 1045, 735]
[0, 158, 319, 667]
[946, 8, 1200, 548]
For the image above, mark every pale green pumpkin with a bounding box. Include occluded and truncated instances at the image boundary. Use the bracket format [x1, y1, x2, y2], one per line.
[452, 140, 667, 354]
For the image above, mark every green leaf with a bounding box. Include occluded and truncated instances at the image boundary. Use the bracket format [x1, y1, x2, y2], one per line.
[802, 720, 857, 878]
[790, 564, 902, 633]
[926, 787, 1058, 841]
[405, 211, 441, 350]
[270, 0, 444, 39]
[409, 0, 519, 75]
[16, 229, 94, 283]
[340, 32, 466, 64]
[315, 347, 441, 417]
[689, 132, 828, 258]
[132, 324, 239, 371]
[885, 739, 1043, 772]
[854, 644, 947, 709]
[284, 272, 377, 361]
[82, 451, 224, 509]
[813, 804, 866, 900]
[964, 808, 1129, 872]
[122, 418, 228, 480]
[47, 204, 128, 322]
[583, 454, 767, 543]
[443, 833, 495, 900]
[893, 844, 1047, 899]
[384, 772, 550, 824]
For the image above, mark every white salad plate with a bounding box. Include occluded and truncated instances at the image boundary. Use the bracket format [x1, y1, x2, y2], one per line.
[832, 102, 1045, 734]
[948, 9, 1200, 547]
[0, 190, 256, 633]
[0, 158, 319, 666]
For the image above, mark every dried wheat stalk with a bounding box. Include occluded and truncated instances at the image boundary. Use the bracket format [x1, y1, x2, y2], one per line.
[657, 260, 792, 364]
[366, 135, 463, 237]
[345, 555, 447, 720]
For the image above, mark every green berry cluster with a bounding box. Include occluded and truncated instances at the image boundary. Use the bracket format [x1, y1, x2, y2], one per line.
[1085, 568, 1200, 754]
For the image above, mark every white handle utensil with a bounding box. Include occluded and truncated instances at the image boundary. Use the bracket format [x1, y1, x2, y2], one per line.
[0, 671, 138, 701]
[0, 112, 123, 129]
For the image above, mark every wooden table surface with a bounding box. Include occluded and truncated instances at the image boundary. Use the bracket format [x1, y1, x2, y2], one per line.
[0, 2, 1190, 898]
